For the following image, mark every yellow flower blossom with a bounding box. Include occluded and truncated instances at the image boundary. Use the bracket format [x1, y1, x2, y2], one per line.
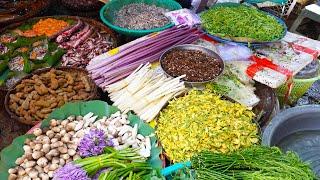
[156, 90, 259, 162]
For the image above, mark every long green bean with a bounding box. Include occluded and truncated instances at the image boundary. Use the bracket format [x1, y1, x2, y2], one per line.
[191, 146, 317, 180]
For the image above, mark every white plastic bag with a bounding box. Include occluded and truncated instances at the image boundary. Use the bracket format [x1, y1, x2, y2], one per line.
[216, 43, 252, 61]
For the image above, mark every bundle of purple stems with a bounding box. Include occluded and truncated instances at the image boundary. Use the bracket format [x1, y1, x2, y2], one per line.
[86, 26, 204, 89]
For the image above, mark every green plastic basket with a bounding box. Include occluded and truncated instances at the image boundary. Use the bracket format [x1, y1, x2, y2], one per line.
[276, 74, 320, 105]
[100, 0, 182, 37]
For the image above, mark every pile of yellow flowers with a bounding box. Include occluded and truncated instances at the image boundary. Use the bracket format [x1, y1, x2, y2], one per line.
[156, 90, 259, 162]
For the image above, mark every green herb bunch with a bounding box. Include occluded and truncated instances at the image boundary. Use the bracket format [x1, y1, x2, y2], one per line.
[201, 5, 285, 42]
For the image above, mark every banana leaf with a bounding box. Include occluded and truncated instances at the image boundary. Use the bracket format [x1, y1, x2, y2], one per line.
[45, 48, 66, 66]
[0, 69, 10, 86]
[0, 134, 35, 179]
[0, 100, 162, 179]
[22, 54, 32, 73]
[0, 60, 8, 75]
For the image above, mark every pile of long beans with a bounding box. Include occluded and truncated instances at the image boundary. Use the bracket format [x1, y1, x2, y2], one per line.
[191, 146, 317, 180]
[86, 26, 203, 88]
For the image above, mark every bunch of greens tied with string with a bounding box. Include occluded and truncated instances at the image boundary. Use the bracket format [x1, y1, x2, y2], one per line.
[53, 147, 164, 180]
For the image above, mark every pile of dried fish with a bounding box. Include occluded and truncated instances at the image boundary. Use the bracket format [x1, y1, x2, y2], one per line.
[56, 19, 93, 49]
[114, 3, 170, 30]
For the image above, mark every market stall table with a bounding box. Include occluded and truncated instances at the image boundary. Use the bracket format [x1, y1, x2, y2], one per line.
[0, 1, 320, 179]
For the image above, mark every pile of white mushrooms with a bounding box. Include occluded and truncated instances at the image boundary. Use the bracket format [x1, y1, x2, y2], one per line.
[8, 111, 153, 180]
[8, 117, 80, 180]
[73, 111, 152, 158]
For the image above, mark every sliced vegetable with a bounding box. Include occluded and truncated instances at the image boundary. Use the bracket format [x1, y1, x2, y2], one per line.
[106, 63, 187, 122]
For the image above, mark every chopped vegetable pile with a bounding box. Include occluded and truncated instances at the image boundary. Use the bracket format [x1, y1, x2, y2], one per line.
[156, 90, 259, 162]
[191, 146, 317, 180]
[14, 18, 70, 37]
[200, 5, 285, 42]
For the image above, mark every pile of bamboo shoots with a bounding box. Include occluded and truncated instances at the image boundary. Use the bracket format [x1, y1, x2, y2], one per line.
[106, 64, 186, 122]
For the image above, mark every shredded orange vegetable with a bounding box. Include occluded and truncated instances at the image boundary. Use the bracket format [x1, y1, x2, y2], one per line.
[24, 18, 70, 37]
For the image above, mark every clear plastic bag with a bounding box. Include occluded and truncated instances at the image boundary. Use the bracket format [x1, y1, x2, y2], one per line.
[216, 43, 252, 61]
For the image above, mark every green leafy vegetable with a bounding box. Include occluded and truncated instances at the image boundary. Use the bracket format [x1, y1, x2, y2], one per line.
[201, 4, 285, 42]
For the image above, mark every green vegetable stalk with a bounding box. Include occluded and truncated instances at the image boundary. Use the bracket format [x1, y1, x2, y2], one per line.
[75, 147, 146, 177]
[191, 146, 317, 180]
[54, 147, 164, 180]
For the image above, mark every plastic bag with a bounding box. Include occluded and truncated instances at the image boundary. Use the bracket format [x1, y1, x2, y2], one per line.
[165, 9, 201, 26]
[216, 43, 252, 61]
[191, 0, 208, 13]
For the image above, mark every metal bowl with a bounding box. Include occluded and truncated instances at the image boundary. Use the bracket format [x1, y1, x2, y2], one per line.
[159, 44, 224, 86]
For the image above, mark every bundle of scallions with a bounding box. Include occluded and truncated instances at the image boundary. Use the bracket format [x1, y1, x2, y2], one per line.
[190, 146, 317, 180]
[106, 63, 186, 122]
[53, 147, 164, 180]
